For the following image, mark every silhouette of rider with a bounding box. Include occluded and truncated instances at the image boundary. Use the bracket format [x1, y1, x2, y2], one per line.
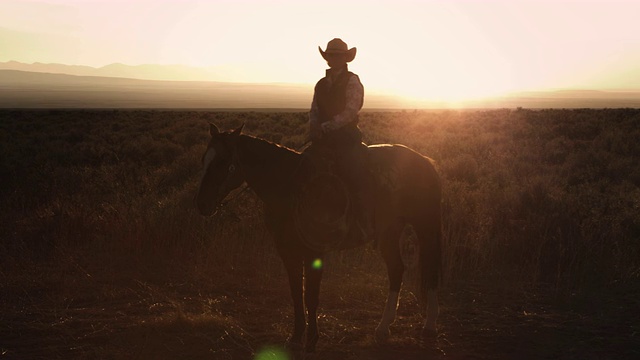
[307, 38, 374, 241]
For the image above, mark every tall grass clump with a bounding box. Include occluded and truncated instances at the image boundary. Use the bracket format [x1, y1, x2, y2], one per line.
[1, 108, 639, 300]
[361, 108, 640, 295]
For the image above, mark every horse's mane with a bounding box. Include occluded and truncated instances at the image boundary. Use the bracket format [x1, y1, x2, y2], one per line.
[236, 133, 301, 169]
[239, 133, 301, 154]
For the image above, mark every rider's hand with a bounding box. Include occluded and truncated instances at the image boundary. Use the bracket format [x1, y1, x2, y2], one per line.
[321, 121, 340, 133]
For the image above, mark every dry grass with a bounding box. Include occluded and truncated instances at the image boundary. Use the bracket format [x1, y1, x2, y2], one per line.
[1, 109, 639, 359]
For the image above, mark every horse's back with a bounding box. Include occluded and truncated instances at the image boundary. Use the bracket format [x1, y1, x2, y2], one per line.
[368, 144, 441, 220]
[368, 144, 439, 193]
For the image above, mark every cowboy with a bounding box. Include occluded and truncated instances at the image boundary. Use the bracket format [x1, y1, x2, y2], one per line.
[307, 38, 374, 241]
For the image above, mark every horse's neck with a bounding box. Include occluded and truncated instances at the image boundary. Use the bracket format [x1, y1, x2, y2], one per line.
[237, 135, 300, 203]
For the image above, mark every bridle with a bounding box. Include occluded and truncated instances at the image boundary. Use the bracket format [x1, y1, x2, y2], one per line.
[215, 139, 312, 212]
[216, 146, 249, 210]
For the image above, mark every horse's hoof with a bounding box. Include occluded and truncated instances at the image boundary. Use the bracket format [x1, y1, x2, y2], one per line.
[374, 327, 390, 344]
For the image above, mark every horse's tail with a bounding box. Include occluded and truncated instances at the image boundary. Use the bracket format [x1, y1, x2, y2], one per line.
[417, 210, 442, 302]
[417, 166, 443, 303]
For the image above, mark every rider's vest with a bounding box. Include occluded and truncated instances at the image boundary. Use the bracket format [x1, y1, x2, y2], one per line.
[314, 71, 362, 146]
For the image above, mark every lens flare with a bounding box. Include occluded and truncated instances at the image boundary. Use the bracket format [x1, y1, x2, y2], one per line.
[312, 258, 322, 270]
[255, 346, 289, 360]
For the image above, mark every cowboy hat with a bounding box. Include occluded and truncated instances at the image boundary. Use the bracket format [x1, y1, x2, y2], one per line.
[318, 38, 357, 63]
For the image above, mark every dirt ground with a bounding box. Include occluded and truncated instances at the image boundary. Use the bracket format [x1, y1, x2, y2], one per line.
[1, 258, 638, 360]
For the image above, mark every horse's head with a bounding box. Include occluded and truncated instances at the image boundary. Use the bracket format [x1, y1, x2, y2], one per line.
[195, 123, 245, 216]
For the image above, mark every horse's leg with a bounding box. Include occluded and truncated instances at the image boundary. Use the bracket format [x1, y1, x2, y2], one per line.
[303, 255, 323, 352]
[375, 224, 404, 343]
[415, 222, 440, 337]
[281, 249, 305, 349]
[423, 289, 439, 337]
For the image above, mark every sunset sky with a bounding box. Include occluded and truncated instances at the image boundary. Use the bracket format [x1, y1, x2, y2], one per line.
[2, 0, 639, 102]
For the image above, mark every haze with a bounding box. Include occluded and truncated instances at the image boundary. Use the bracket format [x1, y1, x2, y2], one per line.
[2, 0, 639, 103]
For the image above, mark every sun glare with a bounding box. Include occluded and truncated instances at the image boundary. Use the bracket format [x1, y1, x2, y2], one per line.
[2, 0, 639, 105]
[353, 51, 514, 104]
[333, 2, 523, 104]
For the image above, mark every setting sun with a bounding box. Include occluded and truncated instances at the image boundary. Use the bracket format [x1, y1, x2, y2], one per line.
[1, 0, 639, 105]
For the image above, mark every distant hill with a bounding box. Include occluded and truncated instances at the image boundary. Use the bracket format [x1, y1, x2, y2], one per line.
[0, 70, 308, 109]
[0, 69, 416, 109]
[0, 60, 229, 82]
[478, 89, 640, 109]
[1, 67, 639, 109]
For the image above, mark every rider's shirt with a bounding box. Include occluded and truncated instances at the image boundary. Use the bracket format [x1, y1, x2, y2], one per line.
[309, 65, 364, 145]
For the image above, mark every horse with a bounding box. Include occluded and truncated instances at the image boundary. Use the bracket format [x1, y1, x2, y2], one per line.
[195, 123, 442, 352]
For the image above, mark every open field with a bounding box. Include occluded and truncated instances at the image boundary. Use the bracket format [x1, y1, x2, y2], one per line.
[1, 109, 639, 359]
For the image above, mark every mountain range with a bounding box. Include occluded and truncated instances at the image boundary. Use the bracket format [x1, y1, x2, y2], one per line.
[0, 60, 241, 82]
[1, 61, 639, 109]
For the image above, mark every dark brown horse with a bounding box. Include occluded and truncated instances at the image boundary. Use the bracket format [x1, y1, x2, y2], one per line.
[195, 123, 442, 352]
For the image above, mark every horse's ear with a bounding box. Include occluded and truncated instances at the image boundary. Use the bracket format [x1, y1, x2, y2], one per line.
[209, 123, 220, 136]
[231, 123, 244, 136]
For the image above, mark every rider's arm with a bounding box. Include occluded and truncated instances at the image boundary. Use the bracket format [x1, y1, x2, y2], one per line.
[309, 88, 323, 140]
[328, 75, 364, 130]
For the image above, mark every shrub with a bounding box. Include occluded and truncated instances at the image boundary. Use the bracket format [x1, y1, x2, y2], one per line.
[2, 109, 639, 299]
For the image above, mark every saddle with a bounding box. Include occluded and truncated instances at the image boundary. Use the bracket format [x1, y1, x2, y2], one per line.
[293, 151, 373, 253]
